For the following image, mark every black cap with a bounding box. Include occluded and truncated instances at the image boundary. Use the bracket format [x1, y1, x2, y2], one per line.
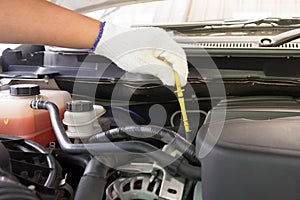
[66, 100, 94, 112]
[10, 84, 40, 96]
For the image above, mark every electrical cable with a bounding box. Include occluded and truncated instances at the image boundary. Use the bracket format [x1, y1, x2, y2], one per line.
[170, 110, 208, 127]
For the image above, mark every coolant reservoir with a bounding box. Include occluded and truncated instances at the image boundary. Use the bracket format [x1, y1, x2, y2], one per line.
[0, 84, 71, 146]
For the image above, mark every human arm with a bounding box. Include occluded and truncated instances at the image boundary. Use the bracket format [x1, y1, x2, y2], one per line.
[0, 0, 100, 49]
[0, 0, 188, 86]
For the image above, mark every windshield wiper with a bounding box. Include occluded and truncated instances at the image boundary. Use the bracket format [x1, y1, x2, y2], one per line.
[146, 17, 300, 33]
[259, 28, 300, 47]
[224, 17, 300, 26]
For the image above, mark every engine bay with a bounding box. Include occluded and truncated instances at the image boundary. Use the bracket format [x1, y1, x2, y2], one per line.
[1, 45, 300, 200]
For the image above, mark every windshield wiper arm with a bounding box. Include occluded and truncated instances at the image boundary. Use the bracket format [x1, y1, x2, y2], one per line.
[259, 28, 300, 47]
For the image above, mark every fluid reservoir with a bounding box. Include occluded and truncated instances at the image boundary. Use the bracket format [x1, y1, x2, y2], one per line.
[0, 84, 71, 146]
[63, 100, 106, 139]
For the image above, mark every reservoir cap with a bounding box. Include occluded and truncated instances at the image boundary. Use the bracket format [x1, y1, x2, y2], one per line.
[10, 84, 40, 96]
[66, 100, 94, 112]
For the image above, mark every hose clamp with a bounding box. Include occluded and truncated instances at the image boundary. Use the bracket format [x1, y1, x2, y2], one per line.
[30, 100, 39, 109]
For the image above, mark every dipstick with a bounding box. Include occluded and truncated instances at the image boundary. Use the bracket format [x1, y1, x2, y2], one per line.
[173, 70, 190, 133]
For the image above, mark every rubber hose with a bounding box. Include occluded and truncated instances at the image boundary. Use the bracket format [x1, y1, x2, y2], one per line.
[0, 181, 39, 200]
[89, 126, 200, 165]
[114, 140, 201, 180]
[74, 158, 109, 200]
[30, 100, 201, 180]
[52, 149, 91, 169]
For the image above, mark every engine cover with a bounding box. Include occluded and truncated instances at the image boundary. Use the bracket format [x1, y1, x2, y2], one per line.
[196, 96, 300, 200]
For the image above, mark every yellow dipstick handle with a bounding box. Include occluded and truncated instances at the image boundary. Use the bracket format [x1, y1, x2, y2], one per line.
[174, 70, 191, 133]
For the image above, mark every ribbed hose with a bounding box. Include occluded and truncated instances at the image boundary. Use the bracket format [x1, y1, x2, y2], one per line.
[30, 100, 201, 180]
[0, 180, 39, 200]
[88, 126, 200, 165]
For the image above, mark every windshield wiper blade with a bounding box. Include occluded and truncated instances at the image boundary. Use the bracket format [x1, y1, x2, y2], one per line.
[259, 28, 300, 47]
[145, 17, 300, 33]
[224, 17, 300, 26]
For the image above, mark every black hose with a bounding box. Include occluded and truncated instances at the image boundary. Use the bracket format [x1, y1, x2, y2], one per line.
[74, 158, 109, 200]
[30, 100, 122, 154]
[0, 180, 39, 200]
[88, 126, 200, 165]
[30, 100, 201, 180]
[52, 149, 91, 169]
[118, 140, 201, 180]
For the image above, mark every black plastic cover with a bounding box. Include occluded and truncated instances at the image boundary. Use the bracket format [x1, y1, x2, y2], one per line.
[197, 96, 300, 200]
[10, 84, 40, 96]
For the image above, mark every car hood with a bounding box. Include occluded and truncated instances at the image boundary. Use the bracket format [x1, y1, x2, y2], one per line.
[51, 0, 162, 13]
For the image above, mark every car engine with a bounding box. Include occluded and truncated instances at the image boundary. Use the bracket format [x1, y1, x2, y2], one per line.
[1, 44, 300, 200]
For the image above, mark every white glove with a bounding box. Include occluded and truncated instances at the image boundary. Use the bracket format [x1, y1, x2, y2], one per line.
[94, 22, 189, 86]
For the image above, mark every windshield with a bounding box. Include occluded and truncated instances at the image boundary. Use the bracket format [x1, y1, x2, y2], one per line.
[78, 0, 300, 25]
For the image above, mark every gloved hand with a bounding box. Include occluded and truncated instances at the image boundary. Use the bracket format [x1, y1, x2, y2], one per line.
[94, 22, 189, 86]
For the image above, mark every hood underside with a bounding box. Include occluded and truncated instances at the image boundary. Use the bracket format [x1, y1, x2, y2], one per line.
[51, 0, 162, 13]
